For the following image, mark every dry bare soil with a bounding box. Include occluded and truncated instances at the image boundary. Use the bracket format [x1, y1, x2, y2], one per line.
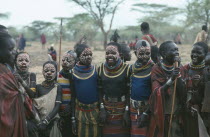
[25, 41, 192, 83]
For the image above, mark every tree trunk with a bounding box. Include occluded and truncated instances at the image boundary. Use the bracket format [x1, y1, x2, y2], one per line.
[103, 32, 108, 50]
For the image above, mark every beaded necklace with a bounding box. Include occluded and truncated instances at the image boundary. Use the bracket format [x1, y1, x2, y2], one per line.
[189, 60, 205, 70]
[160, 61, 174, 72]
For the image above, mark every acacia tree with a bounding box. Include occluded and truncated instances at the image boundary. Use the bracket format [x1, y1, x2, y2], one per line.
[68, 0, 125, 48]
[132, 3, 184, 41]
[65, 13, 99, 45]
[186, 0, 210, 27]
[132, 3, 181, 25]
[23, 21, 59, 41]
[0, 12, 9, 20]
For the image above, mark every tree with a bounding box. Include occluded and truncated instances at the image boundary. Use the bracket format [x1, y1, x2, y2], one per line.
[132, 3, 181, 25]
[132, 3, 185, 42]
[68, 0, 125, 48]
[65, 13, 99, 46]
[24, 21, 58, 41]
[185, 0, 210, 27]
[0, 12, 9, 20]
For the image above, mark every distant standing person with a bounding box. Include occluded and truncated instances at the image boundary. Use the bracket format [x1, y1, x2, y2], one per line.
[140, 22, 159, 63]
[48, 45, 57, 62]
[140, 22, 158, 47]
[41, 33, 46, 49]
[194, 25, 208, 44]
[174, 33, 182, 45]
[18, 34, 26, 52]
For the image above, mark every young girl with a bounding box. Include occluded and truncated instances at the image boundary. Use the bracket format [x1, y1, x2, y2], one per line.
[130, 40, 154, 137]
[71, 44, 100, 137]
[19, 61, 62, 137]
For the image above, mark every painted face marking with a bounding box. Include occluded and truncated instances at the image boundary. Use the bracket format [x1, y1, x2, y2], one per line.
[105, 46, 120, 66]
[79, 48, 93, 65]
[43, 63, 56, 81]
[136, 46, 151, 60]
[62, 52, 75, 70]
[16, 53, 30, 72]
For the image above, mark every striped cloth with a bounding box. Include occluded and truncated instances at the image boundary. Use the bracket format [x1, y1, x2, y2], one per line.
[75, 100, 100, 137]
[57, 72, 71, 111]
[103, 100, 130, 137]
[130, 104, 147, 137]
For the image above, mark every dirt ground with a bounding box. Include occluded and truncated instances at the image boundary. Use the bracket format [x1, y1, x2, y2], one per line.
[25, 41, 192, 83]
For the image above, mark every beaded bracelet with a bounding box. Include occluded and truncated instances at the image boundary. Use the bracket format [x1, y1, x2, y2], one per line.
[100, 103, 104, 109]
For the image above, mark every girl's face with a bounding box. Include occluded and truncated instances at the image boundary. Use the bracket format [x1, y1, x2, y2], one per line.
[191, 45, 206, 65]
[43, 63, 56, 81]
[62, 53, 75, 71]
[105, 45, 120, 66]
[136, 46, 151, 65]
[79, 48, 93, 66]
[16, 53, 30, 72]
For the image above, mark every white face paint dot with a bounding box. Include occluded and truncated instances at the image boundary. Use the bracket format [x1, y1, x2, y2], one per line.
[16, 53, 30, 72]
[43, 63, 56, 81]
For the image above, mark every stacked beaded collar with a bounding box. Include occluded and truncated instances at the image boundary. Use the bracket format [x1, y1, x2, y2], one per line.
[160, 60, 174, 72]
[189, 60, 205, 70]
[133, 59, 153, 73]
[74, 63, 94, 73]
[104, 59, 123, 72]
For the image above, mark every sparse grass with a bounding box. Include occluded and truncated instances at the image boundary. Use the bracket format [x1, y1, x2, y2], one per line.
[25, 41, 192, 83]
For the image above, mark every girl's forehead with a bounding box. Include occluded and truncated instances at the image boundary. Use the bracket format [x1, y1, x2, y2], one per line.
[106, 45, 118, 50]
[18, 53, 29, 58]
[63, 53, 73, 58]
[44, 63, 55, 68]
[137, 46, 151, 51]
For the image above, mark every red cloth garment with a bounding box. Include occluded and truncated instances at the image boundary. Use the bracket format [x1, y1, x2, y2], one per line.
[142, 34, 158, 46]
[148, 63, 186, 137]
[41, 34, 46, 44]
[102, 100, 130, 137]
[0, 64, 28, 137]
[147, 64, 166, 137]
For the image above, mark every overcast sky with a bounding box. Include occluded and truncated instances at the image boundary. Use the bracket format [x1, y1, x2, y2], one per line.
[0, 0, 187, 29]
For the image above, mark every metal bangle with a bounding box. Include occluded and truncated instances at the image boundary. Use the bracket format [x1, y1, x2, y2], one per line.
[100, 103, 104, 109]
[166, 78, 173, 86]
[143, 112, 148, 115]
[125, 105, 129, 111]
[44, 119, 49, 125]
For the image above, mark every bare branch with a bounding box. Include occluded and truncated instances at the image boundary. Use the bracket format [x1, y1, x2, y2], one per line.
[107, 0, 125, 33]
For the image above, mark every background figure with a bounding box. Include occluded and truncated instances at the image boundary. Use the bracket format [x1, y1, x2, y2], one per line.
[41, 33, 47, 49]
[18, 34, 26, 52]
[194, 25, 208, 44]
[121, 43, 131, 62]
[48, 45, 57, 62]
[140, 22, 158, 47]
[140, 22, 159, 64]
[174, 33, 182, 45]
